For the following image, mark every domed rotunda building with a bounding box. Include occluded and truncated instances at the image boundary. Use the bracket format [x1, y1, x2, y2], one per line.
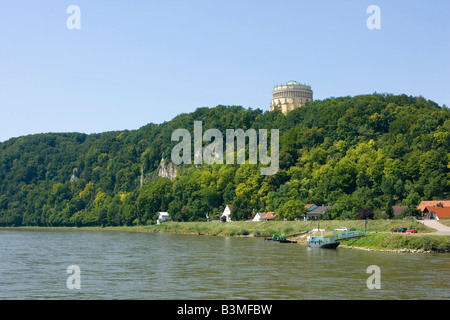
[270, 80, 313, 114]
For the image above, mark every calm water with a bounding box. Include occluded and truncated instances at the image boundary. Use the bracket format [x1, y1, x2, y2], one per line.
[0, 229, 448, 300]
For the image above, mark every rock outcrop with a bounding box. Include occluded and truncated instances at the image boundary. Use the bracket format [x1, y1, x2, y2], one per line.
[70, 168, 79, 182]
[158, 156, 177, 180]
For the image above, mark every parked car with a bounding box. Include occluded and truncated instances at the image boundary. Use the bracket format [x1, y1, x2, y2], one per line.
[406, 229, 417, 233]
[335, 227, 349, 232]
[392, 227, 407, 232]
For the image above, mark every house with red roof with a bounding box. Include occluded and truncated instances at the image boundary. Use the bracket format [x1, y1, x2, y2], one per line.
[260, 212, 277, 221]
[422, 206, 450, 220]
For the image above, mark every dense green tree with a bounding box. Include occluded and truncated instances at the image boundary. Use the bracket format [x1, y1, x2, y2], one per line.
[278, 200, 306, 220]
[136, 178, 173, 223]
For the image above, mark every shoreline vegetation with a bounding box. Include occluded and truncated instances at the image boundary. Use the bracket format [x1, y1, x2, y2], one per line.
[3, 219, 449, 253]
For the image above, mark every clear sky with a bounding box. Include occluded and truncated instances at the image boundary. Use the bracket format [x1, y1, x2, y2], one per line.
[1, 0, 449, 142]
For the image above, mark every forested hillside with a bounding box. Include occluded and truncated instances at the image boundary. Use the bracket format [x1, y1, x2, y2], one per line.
[0, 94, 448, 226]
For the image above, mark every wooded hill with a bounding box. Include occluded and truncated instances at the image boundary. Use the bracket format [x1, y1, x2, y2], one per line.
[0, 93, 448, 226]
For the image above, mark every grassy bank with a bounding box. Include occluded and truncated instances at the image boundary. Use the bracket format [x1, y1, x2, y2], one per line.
[110, 220, 449, 252]
[148, 220, 449, 252]
[3, 220, 449, 252]
[147, 219, 435, 236]
[340, 233, 450, 253]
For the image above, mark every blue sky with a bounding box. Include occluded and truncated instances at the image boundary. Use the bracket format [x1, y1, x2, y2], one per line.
[1, 0, 449, 142]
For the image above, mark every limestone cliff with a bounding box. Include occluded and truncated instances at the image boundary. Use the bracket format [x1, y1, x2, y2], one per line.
[158, 156, 177, 180]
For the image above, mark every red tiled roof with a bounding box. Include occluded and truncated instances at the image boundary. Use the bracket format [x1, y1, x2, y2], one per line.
[423, 206, 450, 219]
[261, 212, 276, 220]
[304, 204, 315, 209]
[417, 201, 450, 211]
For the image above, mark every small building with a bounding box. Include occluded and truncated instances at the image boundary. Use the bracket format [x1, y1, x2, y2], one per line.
[392, 205, 409, 216]
[157, 212, 170, 224]
[221, 204, 233, 222]
[423, 206, 450, 220]
[260, 212, 277, 221]
[252, 212, 266, 222]
[306, 205, 332, 220]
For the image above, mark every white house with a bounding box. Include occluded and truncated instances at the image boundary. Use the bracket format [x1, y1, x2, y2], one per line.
[252, 212, 266, 222]
[221, 205, 232, 222]
[157, 212, 170, 224]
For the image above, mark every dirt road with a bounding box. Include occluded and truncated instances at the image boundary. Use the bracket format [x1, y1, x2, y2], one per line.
[418, 219, 450, 235]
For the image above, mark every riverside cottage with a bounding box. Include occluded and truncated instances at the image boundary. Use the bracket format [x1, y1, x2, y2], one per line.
[260, 212, 276, 221]
[392, 205, 409, 217]
[157, 212, 170, 224]
[422, 206, 450, 220]
[221, 205, 233, 222]
[306, 205, 332, 220]
[417, 201, 450, 220]
[252, 212, 266, 222]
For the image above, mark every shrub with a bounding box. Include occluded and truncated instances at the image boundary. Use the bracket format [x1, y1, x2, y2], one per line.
[355, 208, 374, 220]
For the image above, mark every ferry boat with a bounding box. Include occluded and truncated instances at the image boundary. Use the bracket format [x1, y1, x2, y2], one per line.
[265, 234, 297, 243]
[306, 228, 340, 249]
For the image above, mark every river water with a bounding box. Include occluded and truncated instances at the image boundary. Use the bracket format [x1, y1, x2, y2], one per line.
[0, 229, 448, 300]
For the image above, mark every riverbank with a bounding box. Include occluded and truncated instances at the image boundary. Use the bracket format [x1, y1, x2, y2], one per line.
[147, 220, 449, 253]
[339, 233, 450, 253]
[3, 220, 449, 253]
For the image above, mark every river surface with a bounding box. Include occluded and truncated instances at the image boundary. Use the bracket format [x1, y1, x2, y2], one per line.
[0, 229, 448, 300]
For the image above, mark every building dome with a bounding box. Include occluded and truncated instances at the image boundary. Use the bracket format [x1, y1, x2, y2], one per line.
[285, 80, 301, 85]
[270, 80, 313, 114]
